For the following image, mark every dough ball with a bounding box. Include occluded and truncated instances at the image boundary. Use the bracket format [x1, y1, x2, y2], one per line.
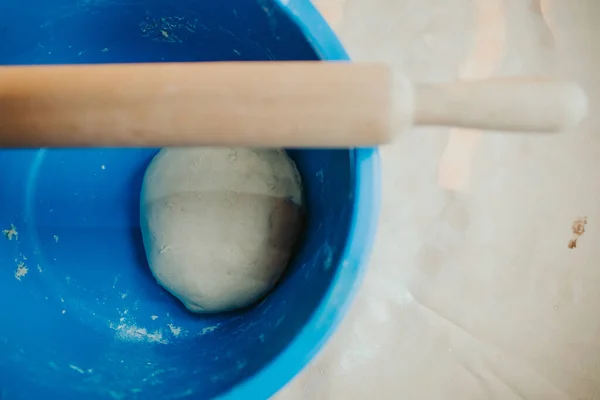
[140, 148, 304, 314]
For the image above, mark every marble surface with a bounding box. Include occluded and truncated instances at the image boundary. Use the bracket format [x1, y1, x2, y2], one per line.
[277, 0, 600, 399]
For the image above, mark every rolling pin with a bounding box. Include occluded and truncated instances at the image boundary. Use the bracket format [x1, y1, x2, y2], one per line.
[0, 62, 588, 148]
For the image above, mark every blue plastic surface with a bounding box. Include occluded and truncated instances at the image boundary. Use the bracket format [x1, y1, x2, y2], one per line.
[0, 0, 381, 399]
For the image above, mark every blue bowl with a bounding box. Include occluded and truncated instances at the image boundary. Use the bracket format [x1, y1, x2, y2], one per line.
[0, 0, 381, 398]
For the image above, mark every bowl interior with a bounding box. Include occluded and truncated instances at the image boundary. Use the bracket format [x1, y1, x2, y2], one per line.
[0, 1, 356, 399]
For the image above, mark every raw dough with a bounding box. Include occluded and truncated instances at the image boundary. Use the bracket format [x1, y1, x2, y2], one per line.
[140, 148, 304, 314]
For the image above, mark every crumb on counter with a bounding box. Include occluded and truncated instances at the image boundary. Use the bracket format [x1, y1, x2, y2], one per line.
[15, 262, 28, 281]
[3, 224, 18, 240]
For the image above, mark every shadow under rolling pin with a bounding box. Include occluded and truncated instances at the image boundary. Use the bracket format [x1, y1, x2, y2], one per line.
[0, 62, 588, 148]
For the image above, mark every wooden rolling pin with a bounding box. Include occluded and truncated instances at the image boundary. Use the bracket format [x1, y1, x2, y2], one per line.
[0, 62, 588, 148]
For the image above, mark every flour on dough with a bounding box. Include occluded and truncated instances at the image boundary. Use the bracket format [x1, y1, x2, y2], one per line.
[140, 148, 304, 313]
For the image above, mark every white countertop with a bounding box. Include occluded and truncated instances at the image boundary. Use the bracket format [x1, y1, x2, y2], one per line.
[277, 0, 600, 398]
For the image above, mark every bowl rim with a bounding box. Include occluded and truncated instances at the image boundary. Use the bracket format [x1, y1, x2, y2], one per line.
[218, 1, 382, 398]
